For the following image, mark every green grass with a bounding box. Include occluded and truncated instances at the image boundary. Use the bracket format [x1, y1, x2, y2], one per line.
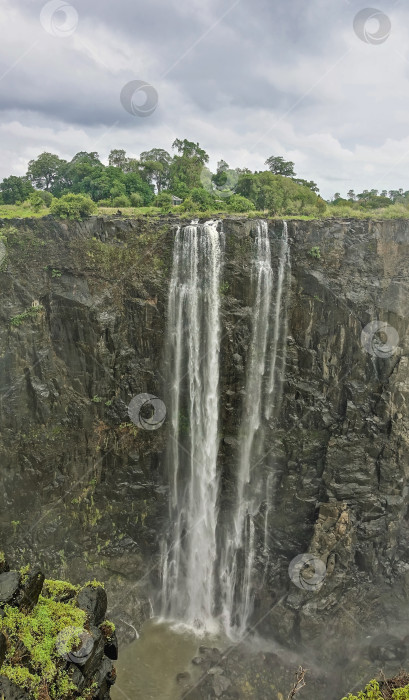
[0, 204, 49, 219]
[2, 201, 409, 222]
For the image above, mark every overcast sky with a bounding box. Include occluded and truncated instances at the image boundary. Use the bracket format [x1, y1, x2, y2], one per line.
[0, 0, 407, 198]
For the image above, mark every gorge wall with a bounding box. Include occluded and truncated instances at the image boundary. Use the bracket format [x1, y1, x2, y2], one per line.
[0, 215, 408, 683]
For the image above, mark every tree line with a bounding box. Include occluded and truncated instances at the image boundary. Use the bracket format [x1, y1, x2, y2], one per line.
[0, 140, 327, 216]
[1, 139, 406, 217]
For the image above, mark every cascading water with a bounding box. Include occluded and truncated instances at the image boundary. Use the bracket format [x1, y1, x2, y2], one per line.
[219, 220, 273, 637]
[266, 221, 290, 421]
[264, 221, 291, 557]
[161, 219, 290, 640]
[161, 221, 223, 632]
[219, 220, 291, 638]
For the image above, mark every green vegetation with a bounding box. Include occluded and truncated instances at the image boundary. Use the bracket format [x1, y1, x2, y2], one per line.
[100, 620, 115, 638]
[0, 593, 86, 698]
[10, 305, 44, 327]
[342, 679, 409, 700]
[308, 246, 321, 259]
[42, 579, 79, 600]
[1, 140, 409, 220]
[50, 193, 97, 220]
[0, 567, 112, 699]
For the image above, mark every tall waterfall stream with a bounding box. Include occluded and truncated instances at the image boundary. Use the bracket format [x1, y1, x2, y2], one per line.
[162, 219, 290, 636]
[113, 219, 291, 698]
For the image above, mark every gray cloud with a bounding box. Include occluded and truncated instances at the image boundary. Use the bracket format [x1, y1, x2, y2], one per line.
[0, 0, 408, 197]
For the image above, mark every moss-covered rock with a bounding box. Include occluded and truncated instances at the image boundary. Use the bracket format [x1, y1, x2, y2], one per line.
[0, 554, 117, 699]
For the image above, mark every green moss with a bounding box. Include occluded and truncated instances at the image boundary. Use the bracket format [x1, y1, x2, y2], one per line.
[0, 566, 111, 699]
[83, 579, 105, 589]
[343, 679, 409, 700]
[42, 579, 79, 600]
[19, 564, 30, 585]
[0, 595, 86, 698]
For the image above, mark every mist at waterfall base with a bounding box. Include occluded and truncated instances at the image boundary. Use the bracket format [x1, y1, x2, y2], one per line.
[160, 219, 290, 638]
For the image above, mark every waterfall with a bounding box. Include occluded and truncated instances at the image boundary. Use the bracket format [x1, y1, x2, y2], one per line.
[161, 221, 223, 632]
[161, 219, 290, 640]
[219, 220, 290, 638]
[266, 221, 290, 421]
[264, 221, 291, 556]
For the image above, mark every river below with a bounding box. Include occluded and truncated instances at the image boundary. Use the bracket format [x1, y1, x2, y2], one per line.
[111, 619, 225, 700]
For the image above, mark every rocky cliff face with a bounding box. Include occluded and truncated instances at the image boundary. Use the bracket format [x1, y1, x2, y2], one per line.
[0, 216, 408, 682]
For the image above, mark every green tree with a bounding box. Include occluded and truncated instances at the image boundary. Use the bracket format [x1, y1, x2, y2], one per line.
[0, 176, 33, 204]
[190, 187, 215, 211]
[265, 155, 296, 177]
[140, 148, 172, 193]
[108, 149, 128, 169]
[292, 178, 319, 193]
[27, 152, 66, 191]
[170, 139, 209, 196]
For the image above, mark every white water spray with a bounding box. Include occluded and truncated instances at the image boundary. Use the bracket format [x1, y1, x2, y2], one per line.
[161, 221, 223, 632]
[219, 220, 290, 637]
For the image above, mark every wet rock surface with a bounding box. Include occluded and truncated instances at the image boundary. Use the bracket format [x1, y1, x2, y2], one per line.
[0, 216, 409, 696]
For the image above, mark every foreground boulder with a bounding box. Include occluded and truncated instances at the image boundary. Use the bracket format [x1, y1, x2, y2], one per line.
[0, 553, 117, 699]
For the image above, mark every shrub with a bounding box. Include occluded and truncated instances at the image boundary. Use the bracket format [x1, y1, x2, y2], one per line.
[154, 192, 173, 210]
[112, 195, 130, 207]
[308, 246, 321, 259]
[50, 194, 97, 220]
[97, 198, 112, 207]
[28, 192, 46, 212]
[37, 191, 53, 207]
[181, 197, 195, 212]
[190, 187, 215, 211]
[129, 192, 143, 207]
[227, 194, 255, 213]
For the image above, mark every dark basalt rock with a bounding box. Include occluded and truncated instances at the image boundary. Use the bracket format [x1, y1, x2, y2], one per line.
[82, 626, 105, 679]
[0, 556, 10, 576]
[0, 633, 7, 669]
[0, 571, 20, 606]
[17, 567, 45, 610]
[92, 656, 116, 699]
[77, 586, 108, 626]
[67, 663, 87, 693]
[103, 631, 118, 661]
[0, 677, 30, 699]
